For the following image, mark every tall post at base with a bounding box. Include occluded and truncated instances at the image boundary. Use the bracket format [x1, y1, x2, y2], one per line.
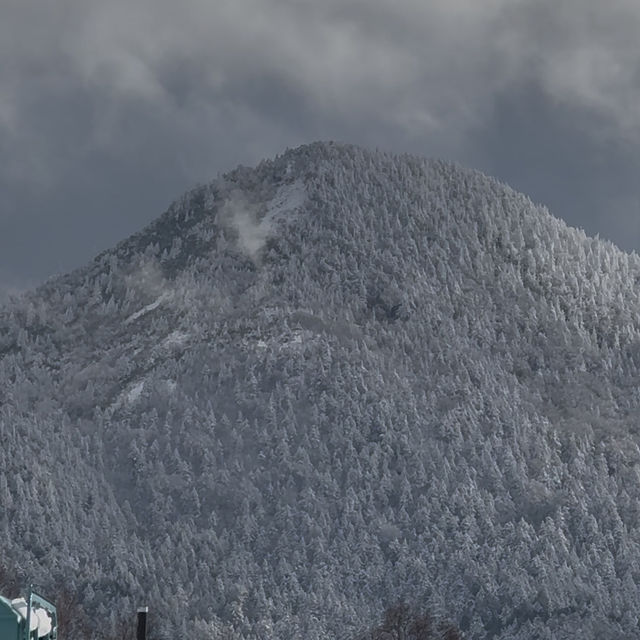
[137, 607, 148, 640]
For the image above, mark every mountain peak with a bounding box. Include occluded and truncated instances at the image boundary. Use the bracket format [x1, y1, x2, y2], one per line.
[4, 142, 640, 639]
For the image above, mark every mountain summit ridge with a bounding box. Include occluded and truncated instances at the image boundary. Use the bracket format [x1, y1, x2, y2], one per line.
[2, 142, 640, 639]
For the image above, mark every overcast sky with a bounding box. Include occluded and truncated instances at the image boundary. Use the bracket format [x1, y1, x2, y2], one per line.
[2, 0, 640, 294]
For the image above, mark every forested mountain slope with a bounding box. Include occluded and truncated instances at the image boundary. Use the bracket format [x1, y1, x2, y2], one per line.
[2, 142, 640, 639]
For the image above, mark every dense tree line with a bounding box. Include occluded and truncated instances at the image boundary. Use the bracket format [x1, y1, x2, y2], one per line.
[358, 603, 462, 640]
[3, 143, 640, 637]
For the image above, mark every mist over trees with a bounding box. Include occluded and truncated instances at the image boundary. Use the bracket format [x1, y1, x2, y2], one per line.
[2, 142, 640, 638]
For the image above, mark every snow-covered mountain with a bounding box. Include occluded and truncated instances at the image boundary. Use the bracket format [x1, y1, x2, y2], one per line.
[3, 142, 640, 639]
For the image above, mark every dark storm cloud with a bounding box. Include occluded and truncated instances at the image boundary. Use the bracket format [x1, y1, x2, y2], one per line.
[465, 80, 640, 252]
[2, 0, 640, 293]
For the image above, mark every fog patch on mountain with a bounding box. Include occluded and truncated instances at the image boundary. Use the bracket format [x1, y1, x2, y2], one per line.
[0, 272, 34, 308]
[220, 190, 272, 261]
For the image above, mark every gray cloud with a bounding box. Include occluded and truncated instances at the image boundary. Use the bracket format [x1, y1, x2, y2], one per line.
[2, 0, 640, 288]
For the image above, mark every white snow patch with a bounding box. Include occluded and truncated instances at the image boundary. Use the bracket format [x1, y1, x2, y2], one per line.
[263, 179, 306, 227]
[127, 381, 145, 403]
[34, 609, 52, 637]
[163, 330, 190, 347]
[246, 329, 305, 352]
[222, 180, 305, 259]
[125, 293, 170, 324]
[11, 600, 37, 630]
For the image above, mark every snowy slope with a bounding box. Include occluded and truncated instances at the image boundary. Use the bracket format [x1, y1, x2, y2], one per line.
[3, 142, 640, 639]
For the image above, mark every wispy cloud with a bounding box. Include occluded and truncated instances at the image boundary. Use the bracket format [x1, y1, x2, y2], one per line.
[5, 0, 640, 159]
[2, 0, 640, 282]
[220, 191, 270, 260]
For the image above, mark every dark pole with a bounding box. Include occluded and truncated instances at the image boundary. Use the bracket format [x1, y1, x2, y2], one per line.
[136, 607, 148, 640]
